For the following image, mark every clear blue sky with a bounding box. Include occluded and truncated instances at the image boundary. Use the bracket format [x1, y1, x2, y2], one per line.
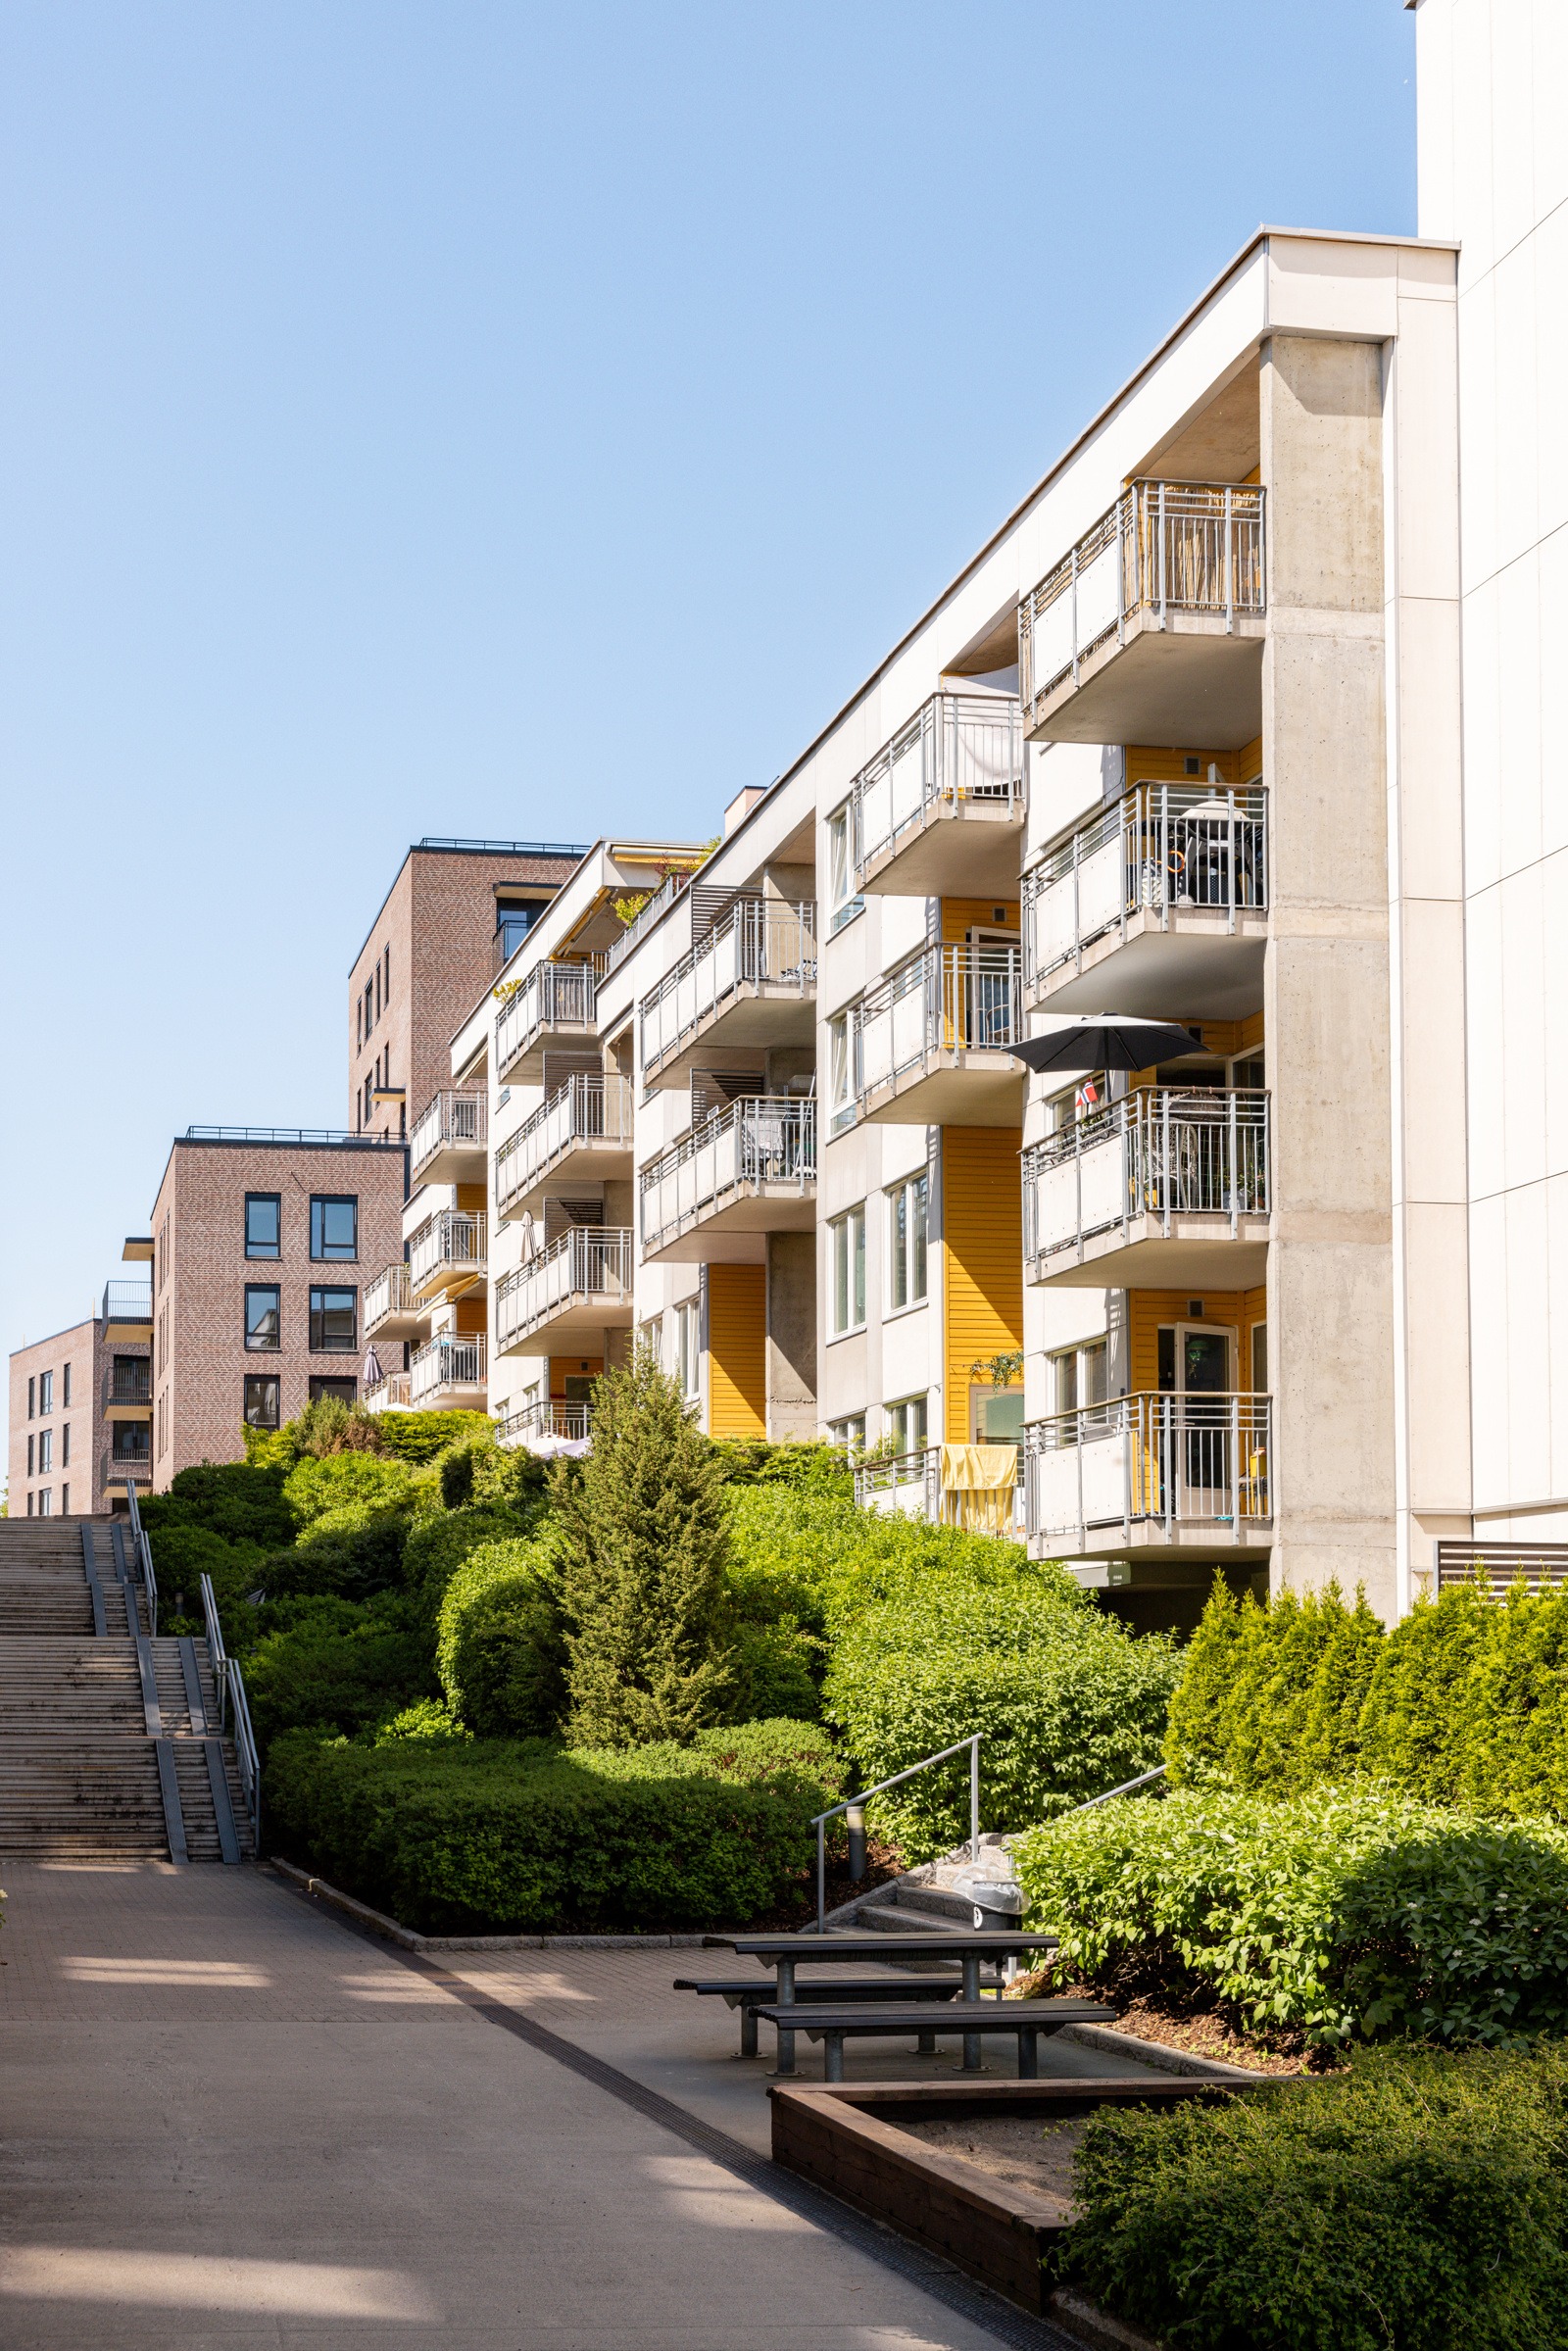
[0, 0, 1416, 1370]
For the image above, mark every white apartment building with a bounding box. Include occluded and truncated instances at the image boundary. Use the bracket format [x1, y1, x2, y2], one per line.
[410, 0, 1560, 1638]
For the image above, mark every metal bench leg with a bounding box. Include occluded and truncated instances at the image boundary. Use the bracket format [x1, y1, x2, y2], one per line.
[823, 2033, 845, 2085]
[774, 2026, 797, 2079]
[916, 2029, 937, 2054]
[740, 2007, 759, 2059]
[960, 2032, 984, 2073]
[1017, 2030, 1039, 2081]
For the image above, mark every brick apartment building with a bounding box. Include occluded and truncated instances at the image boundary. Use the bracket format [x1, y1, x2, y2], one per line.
[8, 1307, 151, 1517]
[348, 838, 587, 1143]
[147, 1130, 406, 1486]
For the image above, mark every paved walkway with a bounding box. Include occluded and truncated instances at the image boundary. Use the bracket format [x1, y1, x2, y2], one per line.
[0, 1863, 1159, 2348]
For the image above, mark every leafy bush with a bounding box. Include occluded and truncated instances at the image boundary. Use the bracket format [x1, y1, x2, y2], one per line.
[267, 1729, 819, 1933]
[727, 1483, 1040, 1631]
[711, 1439, 855, 1495]
[826, 1570, 1178, 1855]
[282, 1451, 416, 1526]
[375, 1409, 497, 1466]
[244, 1594, 434, 1751]
[1065, 2044, 1568, 2351]
[374, 1698, 471, 1744]
[141, 1461, 295, 1550]
[401, 1503, 523, 1631]
[568, 1719, 844, 1807]
[436, 1539, 565, 1739]
[1014, 1782, 1568, 2048]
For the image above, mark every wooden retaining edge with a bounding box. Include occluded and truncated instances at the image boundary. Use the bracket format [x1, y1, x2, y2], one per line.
[267, 1858, 718, 1950]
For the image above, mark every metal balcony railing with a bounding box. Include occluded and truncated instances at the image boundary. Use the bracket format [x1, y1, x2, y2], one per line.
[639, 899, 816, 1080]
[101, 1281, 153, 1326]
[1025, 1088, 1269, 1270]
[494, 958, 601, 1079]
[104, 1368, 152, 1406]
[364, 1262, 413, 1333]
[109, 1428, 153, 1466]
[495, 1227, 633, 1351]
[842, 944, 1021, 1130]
[1024, 782, 1267, 988]
[495, 1074, 634, 1218]
[502, 1398, 591, 1445]
[409, 1089, 487, 1180]
[1025, 1392, 1273, 1543]
[409, 1333, 487, 1405]
[603, 869, 693, 979]
[1019, 480, 1266, 720]
[365, 1371, 412, 1412]
[854, 1445, 1024, 1536]
[409, 1209, 487, 1293]
[640, 1097, 815, 1255]
[848, 692, 1023, 889]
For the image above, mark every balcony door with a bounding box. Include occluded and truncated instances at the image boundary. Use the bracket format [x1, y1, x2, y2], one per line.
[1157, 1323, 1234, 1519]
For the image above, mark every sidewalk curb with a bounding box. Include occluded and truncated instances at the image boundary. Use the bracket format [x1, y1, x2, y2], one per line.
[267, 1858, 719, 1951]
[1058, 2019, 1274, 2083]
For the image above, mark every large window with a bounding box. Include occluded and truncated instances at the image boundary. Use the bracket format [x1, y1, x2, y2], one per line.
[245, 1193, 281, 1258]
[38, 1370, 53, 1414]
[830, 1205, 866, 1337]
[826, 805, 862, 934]
[309, 1376, 357, 1405]
[828, 1414, 866, 1452]
[243, 1376, 280, 1430]
[887, 1171, 929, 1311]
[828, 1012, 858, 1136]
[674, 1299, 701, 1402]
[1053, 1341, 1108, 1416]
[311, 1196, 359, 1261]
[38, 1430, 52, 1474]
[244, 1286, 281, 1351]
[310, 1287, 358, 1352]
[886, 1395, 928, 1458]
[112, 1423, 151, 1463]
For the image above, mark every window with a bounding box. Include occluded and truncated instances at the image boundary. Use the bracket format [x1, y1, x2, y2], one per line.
[37, 1430, 52, 1474]
[62, 1363, 71, 1406]
[887, 1172, 929, 1310]
[829, 1414, 866, 1452]
[1250, 1322, 1268, 1394]
[244, 1376, 280, 1430]
[830, 1205, 866, 1336]
[311, 1196, 358, 1261]
[25, 1492, 32, 1515]
[61, 1423, 70, 1467]
[26, 1436, 33, 1476]
[310, 1287, 358, 1352]
[827, 804, 862, 933]
[674, 1299, 702, 1402]
[886, 1395, 928, 1458]
[828, 1012, 858, 1135]
[374, 958, 382, 1020]
[60, 1485, 69, 1516]
[244, 1286, 281, 1351]
[38, 1370, 53, 1414]
[112, 1423, 151, 1463]
[363, 980, 374, 1038]
[245, 1193, 281, 1258]
[496, 899, 545, 961]
[383, 944, 390, 1003]
[1053, 1341, 1108, 1416]
[309, 1376, 358, 1405]
[638, 1313, 664, 1367]
[26, 1376, 33, 1419]
[37, 1490, 51, 1517]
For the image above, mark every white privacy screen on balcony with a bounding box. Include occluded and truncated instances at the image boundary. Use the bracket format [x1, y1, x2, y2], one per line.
[640, 1098, 814, 1251]
[850, 945, 1020, 1120]
[1025, 1090, 1269, 1262]
[1025, 785, 1267, 984]
[1026, 1393, 1272, 1539]
[495, 1228, 632, 1348]
[496, 1076, 632, 1213]
[639, 900, 815, 1074]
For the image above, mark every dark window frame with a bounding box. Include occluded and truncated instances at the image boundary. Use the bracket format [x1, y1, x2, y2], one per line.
[243, 1374, 281, 1430]
[244, 1284, 282, 1352]
[309, 1375, 358, 1406]
[245, 1192, 282, 1259]
[309, 1285, 358, 1353]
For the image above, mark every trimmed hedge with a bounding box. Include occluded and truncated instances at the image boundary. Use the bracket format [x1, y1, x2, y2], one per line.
[244, 1595, 434, 1750]
[267, 1728, 820, 1933]
[435, 1538, 564, 1738]
[1167, 1576, 1568, 1820]
[1066, 2044, 1568, 2351]
[1014, 1782, 1568, 2048]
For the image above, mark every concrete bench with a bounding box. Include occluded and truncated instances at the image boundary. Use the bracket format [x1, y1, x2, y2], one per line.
[673, 1973, 990, 2058]
[757, 1997, 1116, 2082]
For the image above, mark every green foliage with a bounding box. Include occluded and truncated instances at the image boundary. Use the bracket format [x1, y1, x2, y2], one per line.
[710, 1439, 855, 1496]
[401, 1503, 523, 1631]
[1014, 1782, 1568, 2049]
[142, 1461, 295, 1550]
[552, 1349, 733, 1746]
[1167, 1575, 1568, 1822]
[282, 1451, 416, 1526]
[374, 1697, 471, 1744]
[244, 1594, 434, 1752]
[825, 1570, 1178, 1856]
[435, 1538, 565, 1739]
[267, 1728, 819, 1934]
[373, 1408, 497, 1465]
[1065, 2045, 1568, 2351]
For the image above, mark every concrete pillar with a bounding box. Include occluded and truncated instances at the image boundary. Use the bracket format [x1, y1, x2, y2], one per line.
[766, 1233, 817, 1439]
[1261, 333, 1398, 1616]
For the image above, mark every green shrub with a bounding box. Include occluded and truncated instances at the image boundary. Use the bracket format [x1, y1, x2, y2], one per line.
[825, 1570, 1178, 1855]
[711, 1439, 855, 1495]
[689, 1718, 844, 1801]
[727, 1483, 1041, 1632]
[435, 1538, 565, 1739]
[141, 1461, 295, 1549]
[375, 1409, 497, 1466]
[1065, 2044, 1568, 2351]
[267, 1729, 818, 1934]
[1014, 1782, 1568, 2048]
[246, 1594, 433, 1751]
[402, 1503, 522, 1630]
[374, 1698, 472, 1744]
[282, 1451, 416, 1526]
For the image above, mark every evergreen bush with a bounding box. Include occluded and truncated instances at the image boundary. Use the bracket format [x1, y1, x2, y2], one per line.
[282, 1451, 416, 1526]
[435, 1538, 565, 1739]
[244, 1594, 433, 1751]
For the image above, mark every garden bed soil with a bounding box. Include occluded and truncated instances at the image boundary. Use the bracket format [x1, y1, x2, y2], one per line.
[1013, 1947, 1318, 2076]
[902, 2112, 1087, 2199]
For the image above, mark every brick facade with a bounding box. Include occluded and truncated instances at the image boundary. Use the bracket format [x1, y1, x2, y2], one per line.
[149, 1136, 406, 1488]
[8, 1317, 149, 1518]
[348, 845, 584, 1141]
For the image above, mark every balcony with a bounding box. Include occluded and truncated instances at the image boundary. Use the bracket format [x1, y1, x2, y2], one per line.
[494, 958, 601, 1084]
[1019, 481, 1265, 746]
[1024, 1392, 1273, 1561]
[854, 1446, 1024, 1537]
[364, 1370, 412, 1412]
[494, 1227, 634, 1354]
[1024, 782, 1267, 1015]
[848, 692, 1024, 899]
[495, 1074, 634, 1222]
[1024, 1089, 1269, 1289]
[409, 1333, 488, 1409]
[103, 1368, 152, 1417]
[100, 1281, 153, 1341]
[409, 1090, 488, 1188]
[501, 1398, 591, 1449]
[409, 1209, 487, 1300]
[640, 900, 816, 1089]
[364, 1262, 427, 1341]
[640, 1097, 815, 1263]
[844, 944, 1023, 1129]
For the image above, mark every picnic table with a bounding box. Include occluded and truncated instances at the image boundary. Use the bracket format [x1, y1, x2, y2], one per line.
[714, 1933, 1061, 2074]
[757, 1996, 1115, 2082]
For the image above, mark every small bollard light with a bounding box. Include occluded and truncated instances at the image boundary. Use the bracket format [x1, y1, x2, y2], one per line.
[846, 1801, 866, 1882]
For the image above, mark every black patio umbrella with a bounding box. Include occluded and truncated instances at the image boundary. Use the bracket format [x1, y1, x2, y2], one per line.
[1011, 1014, 1203, 1075]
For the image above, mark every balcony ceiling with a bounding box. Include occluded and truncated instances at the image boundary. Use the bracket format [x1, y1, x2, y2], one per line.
[643, 1198, 809, 1265]
[1030, 922, 1267, 1021]
[858, 1054, 1024, 1129]
[645, 998, 816, 1091]
[858, 804, 1024, 901]
[1032, 1220, 1269, 1291]
[1028, 621, 1263, 749]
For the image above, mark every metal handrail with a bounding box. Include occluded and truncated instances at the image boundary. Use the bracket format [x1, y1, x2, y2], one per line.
[409, 1089, 487, 1177]
[494, 957, 601, 1077]
[808, 1736, 982, 1934]
[1024, 1391, 1273, 1543]
[639, 1096, 815, 1253]
[122, 1476, 159, 1637]
[200, 1571, 259, 1844]
[1024, 1087, 1270, 1268]
[409, 1208, 487, 1291]
[639, 898, 816, 1078]
[503, 1398, 590, 1445]
[845, 943, 1021, 1128]
[1023, 780, 1267, 989]
[409, 1333, 487, 1403]
[495, 1227, 633, 1350]
[364, 1261, 413, 1330]
[495, 1074, 634, 1217]
[603, 868, 693, 978]
[848, 691, 1023, 888]
[101, 1280, 153, 1324]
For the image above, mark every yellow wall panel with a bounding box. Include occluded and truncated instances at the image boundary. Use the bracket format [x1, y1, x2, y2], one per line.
[940, 898, 1019, 944]
[708, 1263, 766, 1438]
[1127, 1287, 1268, 1394]
[942, 1126, 1024, 1442]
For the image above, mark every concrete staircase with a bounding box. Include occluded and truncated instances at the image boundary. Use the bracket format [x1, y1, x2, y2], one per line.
[0, 1518, 253, 1863]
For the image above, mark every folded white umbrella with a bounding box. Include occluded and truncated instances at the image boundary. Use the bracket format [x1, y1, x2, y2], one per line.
[362, 1346, 385, 1387]
[1011, 1014, 1202, 1074]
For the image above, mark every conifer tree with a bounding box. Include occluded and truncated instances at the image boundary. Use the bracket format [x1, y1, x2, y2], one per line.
[551, 1346, 732, 1747]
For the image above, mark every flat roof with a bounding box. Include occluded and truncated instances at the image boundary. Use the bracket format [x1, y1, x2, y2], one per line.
[349, 839, 589, 977]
